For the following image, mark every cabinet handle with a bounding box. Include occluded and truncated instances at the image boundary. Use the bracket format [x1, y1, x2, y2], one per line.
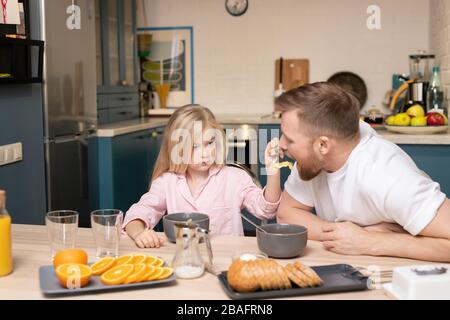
[120, 80, 129, 86]
[117, 111, 132, 115]
[118, 97, 133, 101]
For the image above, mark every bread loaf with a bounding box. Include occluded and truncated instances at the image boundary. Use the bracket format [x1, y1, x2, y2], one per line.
[227, 258, 323, 293]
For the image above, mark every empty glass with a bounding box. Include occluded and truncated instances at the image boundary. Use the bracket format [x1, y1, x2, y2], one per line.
[90, 209, 123, 258]
[45, 210, 79, 259]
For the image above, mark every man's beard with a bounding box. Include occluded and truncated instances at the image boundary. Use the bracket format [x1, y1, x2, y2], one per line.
[298, 154, 323, 181]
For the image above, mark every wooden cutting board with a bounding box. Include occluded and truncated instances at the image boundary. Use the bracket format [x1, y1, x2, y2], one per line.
[275, 59, 309, 91]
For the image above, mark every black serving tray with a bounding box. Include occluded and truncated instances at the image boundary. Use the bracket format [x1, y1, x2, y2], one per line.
[218, 264, 369, 299]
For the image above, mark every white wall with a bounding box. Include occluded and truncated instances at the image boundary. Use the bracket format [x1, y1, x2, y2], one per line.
[138, 0, 429, 114]
[430, 0, 450, 113]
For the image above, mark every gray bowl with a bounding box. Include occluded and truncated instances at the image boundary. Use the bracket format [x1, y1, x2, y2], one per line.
[163, 212, 210, 243]
[256, 223, 308, 258]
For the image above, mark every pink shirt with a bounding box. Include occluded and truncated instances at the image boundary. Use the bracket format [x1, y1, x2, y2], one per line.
[123, 166, 280, 236]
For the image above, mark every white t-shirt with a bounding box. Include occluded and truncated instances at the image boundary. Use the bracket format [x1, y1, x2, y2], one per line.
[284, 121, 446, 235]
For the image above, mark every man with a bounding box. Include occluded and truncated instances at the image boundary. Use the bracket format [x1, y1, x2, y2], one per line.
[276, 82, 450, 262]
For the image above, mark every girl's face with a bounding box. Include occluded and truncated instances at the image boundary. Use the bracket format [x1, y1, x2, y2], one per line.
[188, 130, 218, 173]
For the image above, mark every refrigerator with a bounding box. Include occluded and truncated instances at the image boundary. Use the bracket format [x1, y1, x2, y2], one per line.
[39, 0, 97, 227]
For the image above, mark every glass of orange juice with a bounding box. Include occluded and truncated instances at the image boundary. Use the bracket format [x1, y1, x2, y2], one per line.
[46, 210, 79, 259]
[155, 83, 171, 108]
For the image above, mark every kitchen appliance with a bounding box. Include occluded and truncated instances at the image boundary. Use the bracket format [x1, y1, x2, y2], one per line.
[222, 124, 259, 180]
[389, 52, 435, 112]
[39, 0, 97, 227]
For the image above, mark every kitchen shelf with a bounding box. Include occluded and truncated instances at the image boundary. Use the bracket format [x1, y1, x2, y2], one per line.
[0, 38, 44, 84]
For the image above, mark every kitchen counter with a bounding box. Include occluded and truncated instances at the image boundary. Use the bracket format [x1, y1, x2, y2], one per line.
[376, 127, 450, 145]
[96, 115, 450, 145]
[0, 224, 440, 300]
[96, 113, 280, 137]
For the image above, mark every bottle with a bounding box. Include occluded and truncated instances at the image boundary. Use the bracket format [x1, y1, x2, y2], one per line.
[0, 190, 13, 276]
[426, 66, 447, 116]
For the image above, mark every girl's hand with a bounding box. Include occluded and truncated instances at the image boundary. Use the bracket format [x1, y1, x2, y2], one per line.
[133, 229, 165, 248]
[265, 138, 281, 176]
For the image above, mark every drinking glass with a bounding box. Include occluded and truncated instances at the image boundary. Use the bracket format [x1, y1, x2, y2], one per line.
[90, 209, 123, 258]
[45, 210, 79, 260]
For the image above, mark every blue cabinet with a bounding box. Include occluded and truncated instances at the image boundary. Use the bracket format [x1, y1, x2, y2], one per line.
[398, 145, 450, 196]
[95, 0, 139, 124]
[91, 127, 165, 215]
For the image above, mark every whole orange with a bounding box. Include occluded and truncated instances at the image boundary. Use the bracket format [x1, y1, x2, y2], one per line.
[53, 249, 88, 269]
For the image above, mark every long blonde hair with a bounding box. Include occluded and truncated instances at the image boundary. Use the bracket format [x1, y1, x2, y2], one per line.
[151, 104, 226, 183]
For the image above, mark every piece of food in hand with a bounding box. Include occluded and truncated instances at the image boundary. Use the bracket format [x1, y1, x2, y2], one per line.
[53, 248, 88, 269]
[55, 263, 92, 288]
[274, 161, 294, 170]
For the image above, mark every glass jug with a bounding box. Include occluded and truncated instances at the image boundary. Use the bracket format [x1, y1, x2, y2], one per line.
[171, 222, 213, 279]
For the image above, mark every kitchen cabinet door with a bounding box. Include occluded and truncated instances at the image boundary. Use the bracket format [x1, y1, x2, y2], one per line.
[398, 145, 450, 195]
[112, 128, 164, 213]
[96, 0, 138, 94]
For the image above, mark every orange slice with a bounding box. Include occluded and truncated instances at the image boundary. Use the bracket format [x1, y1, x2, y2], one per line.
[147, 267, 165, 281]
[157, 267, 174, 280]
[115, 254, 134, 266]
[144, 255, 158, 265]
[101, 264, 134, 285]
[90, 256, 116, 275]
[123, 263, 147, 284]
[130, 254, 147, 264]
[139, 265, 156, 282]
[55, 263, 92, 289]
[149, 257, 165, 267]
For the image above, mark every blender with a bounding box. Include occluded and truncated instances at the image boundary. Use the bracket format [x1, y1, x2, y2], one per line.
[389, 51, 435, 113]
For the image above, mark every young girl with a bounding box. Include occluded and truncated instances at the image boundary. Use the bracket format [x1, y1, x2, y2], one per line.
[124, 104, 282, 248]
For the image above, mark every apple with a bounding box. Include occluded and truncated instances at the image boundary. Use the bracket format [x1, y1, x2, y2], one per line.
[393, 113, 411, 126]
[406, 104, 425, 117]
[427, 112, 446, 126]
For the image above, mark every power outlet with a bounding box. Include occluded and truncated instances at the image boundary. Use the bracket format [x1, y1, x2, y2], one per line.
[0, 143, 23, 166]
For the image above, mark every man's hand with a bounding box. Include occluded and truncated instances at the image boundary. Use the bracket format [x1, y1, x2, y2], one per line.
[321, 221, 376, 255]
[363, 222, 407, 234]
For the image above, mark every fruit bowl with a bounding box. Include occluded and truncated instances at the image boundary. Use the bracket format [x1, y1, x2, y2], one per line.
[384, 125, 449, 134]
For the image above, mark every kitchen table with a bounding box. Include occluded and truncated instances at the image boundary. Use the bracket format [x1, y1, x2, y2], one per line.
[0, 224, 438, 300]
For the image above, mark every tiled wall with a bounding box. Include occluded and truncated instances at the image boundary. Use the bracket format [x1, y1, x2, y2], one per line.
[430, 0, 450, 111]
